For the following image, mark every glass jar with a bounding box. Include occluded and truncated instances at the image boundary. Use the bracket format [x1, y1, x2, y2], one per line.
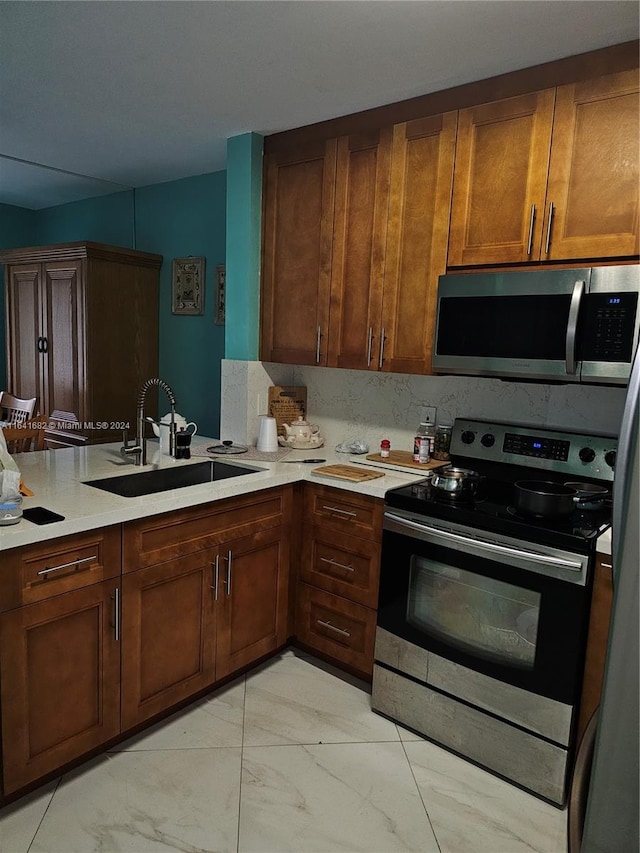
[433, 424, 452, 461]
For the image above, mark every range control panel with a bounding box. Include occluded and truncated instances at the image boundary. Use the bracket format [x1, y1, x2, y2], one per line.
[452, 419, 617, 481]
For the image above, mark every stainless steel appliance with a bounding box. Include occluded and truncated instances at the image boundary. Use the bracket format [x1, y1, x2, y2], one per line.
[432, 265, 639, 385]
[372, 418, 616, 806]
[578, 350, 639, 853]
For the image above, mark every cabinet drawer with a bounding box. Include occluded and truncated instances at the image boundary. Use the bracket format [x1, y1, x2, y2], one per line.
[300, 526, 380, 608]
[123, 486, 292, 571]
[304, 484, 383, 538]
[296, 584, 376, 678]
[0, 526, 121, 612]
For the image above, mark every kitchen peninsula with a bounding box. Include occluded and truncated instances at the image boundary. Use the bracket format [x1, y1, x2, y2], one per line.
[0, 441, 423, 801]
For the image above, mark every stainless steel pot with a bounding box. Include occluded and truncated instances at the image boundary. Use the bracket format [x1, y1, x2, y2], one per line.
[431, 466, 482, 499]
[514, 480, 578, 517]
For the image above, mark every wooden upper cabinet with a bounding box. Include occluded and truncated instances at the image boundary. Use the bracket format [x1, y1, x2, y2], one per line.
[261, 140, 337, 365]
[544, 69, 640, 260]
[327, 128, 392, 370]
[449, 70, 639, 266]
[448, 90, 555, 266]
[381, 113, 457, 373]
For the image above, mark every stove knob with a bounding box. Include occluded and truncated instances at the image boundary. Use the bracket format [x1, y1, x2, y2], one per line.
[461, 430, 475, 445]
[604, 450, 617, 469]
[481, 433, 495, 448]
[579, 447, 596, 463]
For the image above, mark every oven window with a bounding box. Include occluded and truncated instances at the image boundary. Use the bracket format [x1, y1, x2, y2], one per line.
[407, 557, 541, 670]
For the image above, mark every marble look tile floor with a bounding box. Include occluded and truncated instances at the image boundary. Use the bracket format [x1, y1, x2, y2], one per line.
[0, 650, 568, 853]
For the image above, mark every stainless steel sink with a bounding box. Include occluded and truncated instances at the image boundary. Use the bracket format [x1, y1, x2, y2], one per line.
[83, 460, 263, 498]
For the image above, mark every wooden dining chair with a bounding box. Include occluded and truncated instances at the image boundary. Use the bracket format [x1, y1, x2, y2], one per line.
[0, 392, 38, 426]
[2, 423, 46, 454]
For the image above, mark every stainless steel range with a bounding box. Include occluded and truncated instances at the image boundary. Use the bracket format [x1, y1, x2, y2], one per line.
[372, 418, 615, 806]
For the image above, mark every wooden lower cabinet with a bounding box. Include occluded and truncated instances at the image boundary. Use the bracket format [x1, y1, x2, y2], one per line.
[215, 527, 289, 679]
[0, 580, 121, 794]
[121, 550, 217, 730]
[296, 484, 382, 679]
[296, 584, 376, 678]
[120, 490, 292, 729]
[577, 553, 614, 742]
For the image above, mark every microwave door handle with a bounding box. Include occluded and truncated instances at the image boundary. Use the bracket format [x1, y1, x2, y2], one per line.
[566, 280, 585, 375]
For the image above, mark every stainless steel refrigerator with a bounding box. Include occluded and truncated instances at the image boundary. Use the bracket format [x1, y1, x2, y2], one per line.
[581, 349, 639, 852]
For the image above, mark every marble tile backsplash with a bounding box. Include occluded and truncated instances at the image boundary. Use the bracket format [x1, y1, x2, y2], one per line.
[220, 360, 626, 452]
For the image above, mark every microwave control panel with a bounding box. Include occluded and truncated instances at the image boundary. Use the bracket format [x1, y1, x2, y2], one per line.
[579, 291, 638, 361]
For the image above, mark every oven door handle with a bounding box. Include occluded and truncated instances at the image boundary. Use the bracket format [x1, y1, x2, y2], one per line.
[384, 512, 585, 571]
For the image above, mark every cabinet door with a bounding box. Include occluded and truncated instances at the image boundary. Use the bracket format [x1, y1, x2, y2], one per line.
[0, 581, 120, 794]
[327, 129, 392, 370]
[381, 113, 457, 374]
[448, 90, 555, 266]
[5, 263, 44, 409]
[41, 260, 86, 421]
[261, 140, 337, 365]
[216, 527, 289, 679]
[121, 551, 216, 730]
[544, 70, 639, 260]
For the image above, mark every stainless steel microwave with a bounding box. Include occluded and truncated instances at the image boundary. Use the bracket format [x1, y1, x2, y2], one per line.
[432, 265, 640, 385]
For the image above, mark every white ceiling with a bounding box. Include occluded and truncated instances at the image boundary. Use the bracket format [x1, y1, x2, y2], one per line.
[1, 0, 638, 210]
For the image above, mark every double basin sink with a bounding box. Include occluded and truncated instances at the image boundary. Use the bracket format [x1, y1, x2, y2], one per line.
[84, 460, 263, 498]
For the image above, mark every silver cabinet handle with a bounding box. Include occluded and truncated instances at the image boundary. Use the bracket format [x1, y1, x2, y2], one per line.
[315, 325, 322, 363]
[224, 550, 232, 595]
[37, 554, 98, 576]
[112, 587, 120, 642]
[316, 619, 351, 639]
[566, 280, 585, 375]
[544, 201, 554, 254]
[600, 561, 613, 569]
[321, 505, 357, 519]
[378, 327, 386, 369]
[366, 327, 374, 366]
[211, 555, 220, 601]
[527, 204, 536, 256]
[320, 556, 354, 572]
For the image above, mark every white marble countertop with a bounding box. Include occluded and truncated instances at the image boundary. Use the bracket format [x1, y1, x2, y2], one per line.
[0, 439, 428, 551]
[1, 439, 613, 556]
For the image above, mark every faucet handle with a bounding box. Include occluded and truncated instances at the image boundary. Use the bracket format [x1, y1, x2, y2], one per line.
[122, 429, 130, 448]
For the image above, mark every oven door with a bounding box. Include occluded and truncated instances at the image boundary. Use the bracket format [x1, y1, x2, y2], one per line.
[378, 510, 592, 706]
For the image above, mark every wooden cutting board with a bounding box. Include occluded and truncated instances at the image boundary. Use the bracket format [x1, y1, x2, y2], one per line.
[311, 464, 385, 482]
[365, 450, 449, 471]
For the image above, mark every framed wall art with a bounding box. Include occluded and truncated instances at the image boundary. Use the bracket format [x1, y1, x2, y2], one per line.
[214, 264, 226, 324]
[172, 256, 205, 315]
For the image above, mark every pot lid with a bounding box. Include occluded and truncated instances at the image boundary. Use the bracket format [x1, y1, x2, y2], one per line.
[207, 440, 248, 455]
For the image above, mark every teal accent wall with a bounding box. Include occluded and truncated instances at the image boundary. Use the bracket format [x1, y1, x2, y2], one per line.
[0, 203, 38, 386]
[225, 133, 263, 360]
[0, 172, 226, 437]
[35, 191, 135, 247]
[135, 171, 227, 437]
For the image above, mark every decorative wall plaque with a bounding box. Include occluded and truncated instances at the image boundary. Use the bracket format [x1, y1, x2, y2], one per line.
[172, 256, 205, 315]
[214, 264, 226, 324]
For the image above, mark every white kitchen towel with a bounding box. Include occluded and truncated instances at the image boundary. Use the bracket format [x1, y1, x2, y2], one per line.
[0, 429, 21, 501]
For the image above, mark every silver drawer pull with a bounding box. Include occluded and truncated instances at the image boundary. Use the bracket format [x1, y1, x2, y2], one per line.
[112, 587, 120, 642]
[37, 555, 98, 576]
[321, 505, 357, 519]
[316, 619, 351, 639]
[600, 561, 612, 569]
[320, 556, 354, 572]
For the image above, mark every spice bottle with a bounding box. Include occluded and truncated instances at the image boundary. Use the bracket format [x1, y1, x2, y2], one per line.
[380, 439, 391, 458]
[434, 424, 452, 461]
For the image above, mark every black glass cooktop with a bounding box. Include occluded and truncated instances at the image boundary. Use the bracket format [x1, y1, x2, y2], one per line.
[385, 457, 611, 553]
